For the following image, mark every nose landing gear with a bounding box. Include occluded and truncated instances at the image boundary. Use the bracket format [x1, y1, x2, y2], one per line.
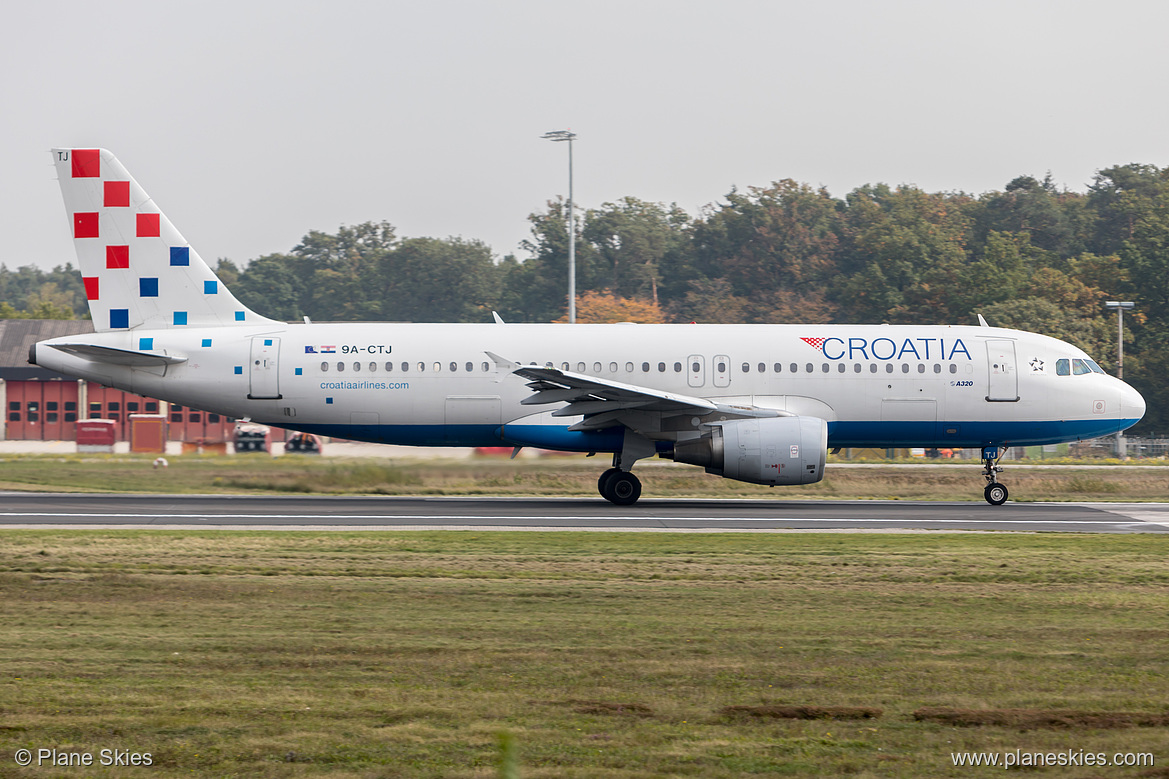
[981, 446, 1008, 505]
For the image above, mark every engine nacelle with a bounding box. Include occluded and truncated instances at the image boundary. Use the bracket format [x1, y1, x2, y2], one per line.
[668, 416, 828, 486]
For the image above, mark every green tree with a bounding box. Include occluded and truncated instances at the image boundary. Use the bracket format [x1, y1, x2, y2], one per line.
[690, 181, 840, 322]
[835, 184, 972, 324]
[581, 197, 691, 307]
[503, 199, 600, 323]
[377, 237, 501, 322]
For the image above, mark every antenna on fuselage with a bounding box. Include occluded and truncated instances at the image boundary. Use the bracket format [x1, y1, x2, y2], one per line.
[977, 314, 990, 327]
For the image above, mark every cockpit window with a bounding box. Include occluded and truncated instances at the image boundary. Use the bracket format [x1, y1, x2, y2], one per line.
[1072, 358, 1092, 375]
[1086, 359, 1106, 374]
[1056, 359, 1070, 376]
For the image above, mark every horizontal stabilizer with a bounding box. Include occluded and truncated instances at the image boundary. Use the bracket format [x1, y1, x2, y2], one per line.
[46, 342, 188, 367]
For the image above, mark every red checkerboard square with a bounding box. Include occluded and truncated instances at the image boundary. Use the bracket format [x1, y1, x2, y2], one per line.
[83, 276, 100, 300]
[136, 213, 160, 237]
[74, 212, 99, 238]
[71, 149, 100, 178]
[106, 245, 129, 269]
[104, 181, 130, 207]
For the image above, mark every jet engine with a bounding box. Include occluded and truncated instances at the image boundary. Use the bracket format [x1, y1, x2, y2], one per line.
[666, 416, 828, 486]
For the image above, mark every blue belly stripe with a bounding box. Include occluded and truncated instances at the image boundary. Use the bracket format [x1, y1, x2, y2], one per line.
[286, 418, 1139, 451]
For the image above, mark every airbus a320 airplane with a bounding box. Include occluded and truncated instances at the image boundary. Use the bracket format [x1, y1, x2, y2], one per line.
[31, 149, 1146, 505]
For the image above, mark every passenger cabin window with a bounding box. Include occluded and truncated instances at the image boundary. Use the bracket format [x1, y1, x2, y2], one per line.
[370, 362, 377, 372]
[658, 362, 666, 372]
[758, 363, 766, 373]
[402, 362, 409, 372]
[740, 363, 748, 373]
[674, 362, 682, 372]
[353, 362, 361, 372]
[469, 362, 476, 372]
[451, 362, 458, 372]
[774, 363, 782, 373]
[642, 362, 650, 372]
[337, 362, 345, 372]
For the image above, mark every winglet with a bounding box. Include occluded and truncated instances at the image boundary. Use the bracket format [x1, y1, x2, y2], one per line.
[485, 351, 519, 371]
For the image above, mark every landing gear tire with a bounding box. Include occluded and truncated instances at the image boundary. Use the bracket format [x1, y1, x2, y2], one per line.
[984, 483, 1009, 506]
[600, 470, 642, 506]
[598, 468, 621, 496]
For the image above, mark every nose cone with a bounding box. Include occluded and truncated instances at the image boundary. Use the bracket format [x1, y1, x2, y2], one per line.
[1120, 381, 1146, 427]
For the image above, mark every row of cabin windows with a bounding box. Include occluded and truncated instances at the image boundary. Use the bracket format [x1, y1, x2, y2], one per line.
[315, 360, 962, 375]
[321, 361, 495, 373]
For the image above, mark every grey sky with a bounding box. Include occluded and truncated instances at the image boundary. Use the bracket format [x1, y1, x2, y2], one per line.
[4, 0, 1168, 273]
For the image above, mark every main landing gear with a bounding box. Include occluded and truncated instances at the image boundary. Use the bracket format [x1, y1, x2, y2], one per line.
[981, 446, 1008, 505]
[597, 430, 655, 506]
[598, 467, 642, 506]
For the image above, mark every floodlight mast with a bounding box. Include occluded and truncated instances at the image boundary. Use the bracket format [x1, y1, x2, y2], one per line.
[542, 130, 577, 324]
[1104, 301, 1136, 458]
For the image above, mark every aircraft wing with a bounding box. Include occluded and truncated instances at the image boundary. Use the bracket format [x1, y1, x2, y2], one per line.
[487, 352, 782, 433]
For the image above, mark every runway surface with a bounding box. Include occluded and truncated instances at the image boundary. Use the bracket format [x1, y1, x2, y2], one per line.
[1, 493, 1168, 533]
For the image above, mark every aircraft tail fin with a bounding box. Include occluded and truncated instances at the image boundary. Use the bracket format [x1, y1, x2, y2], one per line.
[51, 148, 276, 332]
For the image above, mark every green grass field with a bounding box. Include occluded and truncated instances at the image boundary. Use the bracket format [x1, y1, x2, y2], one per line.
[2, 531, 1167, 777]
[0, 452, 1166, 501]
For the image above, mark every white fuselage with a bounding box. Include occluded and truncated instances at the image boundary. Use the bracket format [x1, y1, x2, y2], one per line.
[35, 322, 1145, 452]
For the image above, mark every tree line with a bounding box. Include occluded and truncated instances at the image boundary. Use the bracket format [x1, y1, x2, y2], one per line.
[3, 164, 1167, 433]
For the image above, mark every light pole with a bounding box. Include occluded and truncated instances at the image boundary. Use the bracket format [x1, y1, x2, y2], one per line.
[1105, 300, 1135, 458]
[542, 130, 577, 323]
